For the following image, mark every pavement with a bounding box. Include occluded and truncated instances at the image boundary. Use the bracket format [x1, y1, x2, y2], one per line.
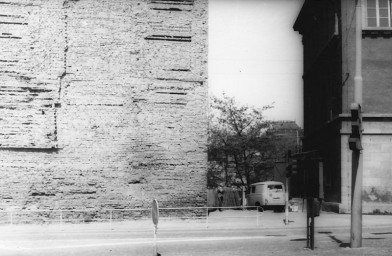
[1, 209, 392, 255]
[2, 209, 392, 237]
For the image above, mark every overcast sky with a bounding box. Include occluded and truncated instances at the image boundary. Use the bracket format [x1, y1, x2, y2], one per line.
[208, 0, 305, 127]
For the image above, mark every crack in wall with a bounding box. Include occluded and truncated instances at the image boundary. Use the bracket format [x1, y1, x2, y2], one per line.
[59, 0, 70, 101]
[50, 0, 72, 147]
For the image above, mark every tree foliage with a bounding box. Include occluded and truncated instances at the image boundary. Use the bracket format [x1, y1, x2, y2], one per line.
[207, 94, 275, 192]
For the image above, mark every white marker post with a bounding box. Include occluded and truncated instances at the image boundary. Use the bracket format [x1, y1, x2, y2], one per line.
[152, 199, 159, 256]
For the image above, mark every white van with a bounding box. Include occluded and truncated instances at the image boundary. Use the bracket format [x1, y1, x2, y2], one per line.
[246, 181, 286, 211]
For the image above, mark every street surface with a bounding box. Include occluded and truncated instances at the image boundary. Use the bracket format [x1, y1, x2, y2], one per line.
[1, 210, 392, 256]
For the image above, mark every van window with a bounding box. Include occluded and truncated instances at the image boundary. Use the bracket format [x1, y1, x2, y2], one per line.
[268, 184, 283, 192]
[251, 186, 256, 193]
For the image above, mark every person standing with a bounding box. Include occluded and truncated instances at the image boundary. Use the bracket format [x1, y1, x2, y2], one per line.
[217, 186, 224, 211]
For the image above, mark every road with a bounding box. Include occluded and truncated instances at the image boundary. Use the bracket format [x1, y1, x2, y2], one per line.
[1, 223, 392, 256]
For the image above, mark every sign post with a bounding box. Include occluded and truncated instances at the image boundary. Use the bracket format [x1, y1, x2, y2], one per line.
[152, 199, 159, 256]
[306, 198, 315, 250]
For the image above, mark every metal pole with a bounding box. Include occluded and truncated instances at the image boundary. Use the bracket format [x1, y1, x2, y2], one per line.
[351, 0, 363, 248]
[351, 150, 363, 247]
[306, 198, 315, 250]
[307, 219, 310, 248]
[285, 177, 289, 225]
[153, 226, 157, 256]
[256, 207, 259, 226]
[319, 162, 324, 200]
[306, 198, 310, 248]
[310, 200, 314, 250]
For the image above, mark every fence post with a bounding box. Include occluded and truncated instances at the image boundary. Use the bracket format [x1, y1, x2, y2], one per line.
[206, 207, 209, 228]
[110, 210, 113, 226]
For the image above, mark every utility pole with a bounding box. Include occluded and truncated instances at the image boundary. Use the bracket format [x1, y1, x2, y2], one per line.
[350, 0, 363, 248]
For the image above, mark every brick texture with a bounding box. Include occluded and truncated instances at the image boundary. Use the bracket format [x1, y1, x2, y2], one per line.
[0, 0, 208, 216]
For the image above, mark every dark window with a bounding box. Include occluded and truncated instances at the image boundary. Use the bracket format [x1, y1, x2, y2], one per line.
[268, 185, 283, 192]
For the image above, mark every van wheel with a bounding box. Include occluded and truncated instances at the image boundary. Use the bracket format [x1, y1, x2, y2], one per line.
[255, 202, 263, 212]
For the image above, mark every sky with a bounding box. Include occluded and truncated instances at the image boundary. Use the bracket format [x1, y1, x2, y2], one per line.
[208, 0, 305, 127]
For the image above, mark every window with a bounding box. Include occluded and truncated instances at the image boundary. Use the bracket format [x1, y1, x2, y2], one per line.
[268, 185, 283, 192]
[251, 186, 256, 193]
[364, 0, 392, 28]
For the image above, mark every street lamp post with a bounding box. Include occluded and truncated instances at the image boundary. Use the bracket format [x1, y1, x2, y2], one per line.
[350, 0, 363, 248]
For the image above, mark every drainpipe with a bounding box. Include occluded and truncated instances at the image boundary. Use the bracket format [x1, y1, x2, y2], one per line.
[354, 1, 363, 105]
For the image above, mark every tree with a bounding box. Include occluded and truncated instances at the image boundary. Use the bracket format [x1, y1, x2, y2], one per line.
[207, 94, 275, 192]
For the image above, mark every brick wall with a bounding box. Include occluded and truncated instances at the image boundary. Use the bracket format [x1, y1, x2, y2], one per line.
[0, 0, 208, 216]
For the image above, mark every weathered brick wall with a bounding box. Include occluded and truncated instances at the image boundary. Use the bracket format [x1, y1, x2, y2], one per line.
[0, 0, 208, 216]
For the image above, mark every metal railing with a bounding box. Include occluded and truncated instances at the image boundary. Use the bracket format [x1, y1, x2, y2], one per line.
[0, 206, 263, 227]
[0, 208, 151, 225]
[159, 206, 263, 227]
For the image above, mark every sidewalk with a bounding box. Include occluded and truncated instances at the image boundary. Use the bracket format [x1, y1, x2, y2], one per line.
[2, 210, 392, 233]
[1, 210, 392, 256]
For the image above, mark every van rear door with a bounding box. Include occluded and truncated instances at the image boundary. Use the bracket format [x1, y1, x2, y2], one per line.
[267, 184, 285, 205]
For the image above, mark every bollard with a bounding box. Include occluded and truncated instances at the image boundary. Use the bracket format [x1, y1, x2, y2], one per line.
[10, 212, 13, 225]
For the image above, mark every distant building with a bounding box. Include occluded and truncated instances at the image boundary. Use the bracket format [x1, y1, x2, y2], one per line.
[268, 121, 303, 188]
[269, 121, 302, 155]
[294, 0, 392, 213]
[270, 121, 302, 135]
[0, 0, 208, 215]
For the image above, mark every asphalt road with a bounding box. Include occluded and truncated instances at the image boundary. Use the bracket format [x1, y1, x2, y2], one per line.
[1, 224, 392, 256]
